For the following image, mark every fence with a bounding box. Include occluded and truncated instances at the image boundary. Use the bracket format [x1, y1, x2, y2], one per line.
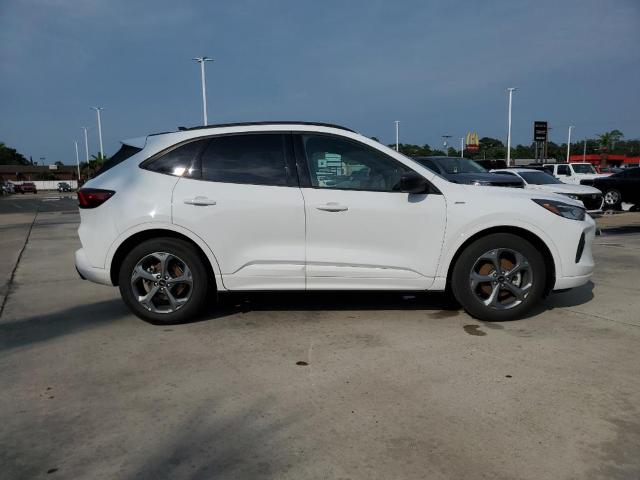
[10, 180, 78, 191]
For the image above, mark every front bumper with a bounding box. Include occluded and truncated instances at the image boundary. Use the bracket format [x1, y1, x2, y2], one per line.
[551, 219, 596, 291]
[75, 248, 113, 286]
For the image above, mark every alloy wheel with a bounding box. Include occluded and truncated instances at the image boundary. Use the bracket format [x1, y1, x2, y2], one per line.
[604, 190, 620, 206]
[130, 252, 193, 314]
[469, 248, 533, 310]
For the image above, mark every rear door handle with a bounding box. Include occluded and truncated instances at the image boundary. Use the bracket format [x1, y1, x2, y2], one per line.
[184, 196, 217, 206]
[314, 202, 348, 212]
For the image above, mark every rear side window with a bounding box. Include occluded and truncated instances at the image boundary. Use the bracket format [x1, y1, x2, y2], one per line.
[95, 144, 142, 177]
[557, 165, 570, 175]
[144, 140, 207, 177]
[200, 134, 288, 186]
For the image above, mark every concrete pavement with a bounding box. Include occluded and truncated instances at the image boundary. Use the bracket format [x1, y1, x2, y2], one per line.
[1, 198, 639, 479]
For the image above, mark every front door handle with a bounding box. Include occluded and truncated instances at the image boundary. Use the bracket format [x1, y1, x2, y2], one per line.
[314, 202, 348, 212]
[184, 196, 217, 206]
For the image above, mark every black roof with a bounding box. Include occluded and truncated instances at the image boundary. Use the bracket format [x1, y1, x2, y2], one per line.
[150, 121, 354, 137]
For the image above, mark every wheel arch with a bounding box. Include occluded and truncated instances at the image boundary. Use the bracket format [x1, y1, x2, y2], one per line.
[109, 228, 220, 289]
[445, 226, 556, 296]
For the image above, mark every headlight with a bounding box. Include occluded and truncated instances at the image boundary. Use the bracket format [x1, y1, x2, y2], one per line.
[532, 199, 586, 221]
[469, 180, 491, 186]
[560, 193, 580, 200]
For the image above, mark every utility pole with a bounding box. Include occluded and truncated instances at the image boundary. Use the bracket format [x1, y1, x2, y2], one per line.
[566, 125, 574, 162]
[82, 127, 90, 163]
[74, 141, 81, 184]
[459, 137, 465, 157]
[394, 120, 400, 151]
[192, 56, 213, 125]
[506, 87, 517, 167]
[91, 107, 104, 157]
[583, 139, 587, 162]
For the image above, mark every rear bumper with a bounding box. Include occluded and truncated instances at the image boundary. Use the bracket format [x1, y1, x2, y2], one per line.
[75, 248, 113, 286]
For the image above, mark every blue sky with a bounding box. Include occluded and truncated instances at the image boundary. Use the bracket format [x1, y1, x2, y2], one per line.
[1, 0, 639, 164]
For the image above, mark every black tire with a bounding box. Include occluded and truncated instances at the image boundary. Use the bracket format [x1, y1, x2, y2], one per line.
[118, 238, 211, 324]
[603, 189, 622, 210]
[451, 233, 546, 321]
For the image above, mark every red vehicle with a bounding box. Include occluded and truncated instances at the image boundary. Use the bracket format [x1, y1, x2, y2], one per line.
[15, 182, 37, 194]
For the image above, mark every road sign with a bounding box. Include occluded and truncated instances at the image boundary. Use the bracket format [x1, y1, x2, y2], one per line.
[534, 121, 548, 142]
[465, 131, 479, 152]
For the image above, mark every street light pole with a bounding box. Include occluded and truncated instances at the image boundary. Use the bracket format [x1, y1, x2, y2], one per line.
[583, 139, 587, 162]
[459, 137, 465, 158]
[82, 127, 90, 163]
[193, 56, 213, 125]
[566, 125, 574, 162]
[74, 141, 81, 184]
[394, 120, 400, 151]
[442, 135, 451, 155]
[506, 87, 517, 167]
[91, 107, 104, 158]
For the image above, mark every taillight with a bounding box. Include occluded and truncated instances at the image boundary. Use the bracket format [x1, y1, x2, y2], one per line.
[77, 188, 115, 209]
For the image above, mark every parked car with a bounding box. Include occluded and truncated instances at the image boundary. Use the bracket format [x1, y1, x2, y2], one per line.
[1, 181, 15, 195]
[542, 162, 609, 185]
[75, 121, 595, 324]
[589, 167, 640, 210]
[412, 156, 524, 187]
[57, 182, 73, 192]
[15, 182, 37, 194]
[491, 168, 604, 213]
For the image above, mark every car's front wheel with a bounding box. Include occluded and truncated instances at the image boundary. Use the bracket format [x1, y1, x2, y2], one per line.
[451, 233, 546, 321]
[603, 189, 622, 210]
[118, 238, 210, 324]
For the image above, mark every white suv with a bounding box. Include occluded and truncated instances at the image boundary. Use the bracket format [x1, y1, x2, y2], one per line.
[75, 122, 595, 324]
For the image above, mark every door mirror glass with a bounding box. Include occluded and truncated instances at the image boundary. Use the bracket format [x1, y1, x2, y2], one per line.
[399, 172, 428, 194]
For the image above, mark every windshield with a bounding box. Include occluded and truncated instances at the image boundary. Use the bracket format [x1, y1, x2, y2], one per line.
[434, 158, 487, 174]
[519, 171, 562, 185]
[572, 163, 596, 174]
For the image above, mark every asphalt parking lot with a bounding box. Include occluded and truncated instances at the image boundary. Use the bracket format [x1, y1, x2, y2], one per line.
[1, 193, 639, 479]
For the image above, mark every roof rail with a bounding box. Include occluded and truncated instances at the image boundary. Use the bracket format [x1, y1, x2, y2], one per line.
[149, 121, 355, 137]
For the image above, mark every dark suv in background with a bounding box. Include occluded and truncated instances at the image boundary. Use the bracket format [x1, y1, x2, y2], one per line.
[15, 182, 37, 194]
[411, 157, 524, 187]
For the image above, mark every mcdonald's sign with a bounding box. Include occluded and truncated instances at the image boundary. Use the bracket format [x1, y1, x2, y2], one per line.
[466, 131, 480, 152]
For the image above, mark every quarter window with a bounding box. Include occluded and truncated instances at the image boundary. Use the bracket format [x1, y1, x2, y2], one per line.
[301, 134, 411, 192]
[145, 140, 206, 177]
[200, 134, 288, 186]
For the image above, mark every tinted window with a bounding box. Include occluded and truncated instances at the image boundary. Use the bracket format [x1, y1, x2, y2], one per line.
[434, 158, 486, 174]
[145, 140, 207, 177]
[95, 144, 142, 177]
[557, 165, 570, 175]
[201, 134, 288, 186]
[413, 158, 440, 173]
[302, 134, 411, 192]
[519, 171, 562, 184]
[572, 164, 596, 174]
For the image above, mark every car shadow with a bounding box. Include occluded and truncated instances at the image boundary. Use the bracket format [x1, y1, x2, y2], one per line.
[202, 290, 462, 322]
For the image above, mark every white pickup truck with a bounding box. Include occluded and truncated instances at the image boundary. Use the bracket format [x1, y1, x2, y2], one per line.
[542, 162, 610, 185]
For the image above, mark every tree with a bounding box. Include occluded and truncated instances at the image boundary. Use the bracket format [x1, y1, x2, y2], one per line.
[597, 130, 624, 152]
[0, 142, 29, 165]
[55, 161, 64, 166]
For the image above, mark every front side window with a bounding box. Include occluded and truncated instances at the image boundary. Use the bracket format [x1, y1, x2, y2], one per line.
[144, 140, 207, 177]
[302, 134, 411, 191]
[201, 134, 288, 186]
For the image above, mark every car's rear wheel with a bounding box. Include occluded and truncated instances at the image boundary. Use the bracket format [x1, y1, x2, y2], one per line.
[118, 238, 210, 324]
[451, 233, 546, 321]
[603, 189, 622, 210]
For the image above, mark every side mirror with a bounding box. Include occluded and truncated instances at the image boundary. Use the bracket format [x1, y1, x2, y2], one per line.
[399, 172, 429, 194]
